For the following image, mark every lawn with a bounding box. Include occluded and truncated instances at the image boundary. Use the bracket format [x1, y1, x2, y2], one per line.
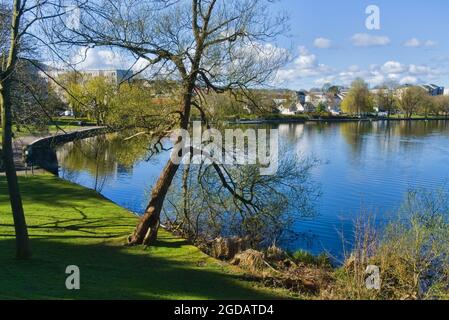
[0, 117, 97, 139]
[0, 175, 292, 300]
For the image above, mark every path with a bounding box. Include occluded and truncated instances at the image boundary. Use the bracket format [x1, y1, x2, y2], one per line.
[2, 126, 105, 174]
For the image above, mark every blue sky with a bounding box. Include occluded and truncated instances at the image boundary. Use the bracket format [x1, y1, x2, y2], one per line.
[79, 0, 449, 91]
[272, 0, 449, 90]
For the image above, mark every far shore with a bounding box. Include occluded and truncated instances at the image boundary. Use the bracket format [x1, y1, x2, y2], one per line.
[227, 116, 449, 125]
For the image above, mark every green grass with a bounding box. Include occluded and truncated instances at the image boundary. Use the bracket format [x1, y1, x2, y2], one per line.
[0, 175, 293, 300]
[0, 117, 98, 138]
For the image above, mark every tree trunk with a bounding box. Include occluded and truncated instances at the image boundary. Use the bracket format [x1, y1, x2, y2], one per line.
[128, 159, 180, 245]
[0, 82, 31, 259]
[128, 87, 194, 246]
[0, 0, 31, 260]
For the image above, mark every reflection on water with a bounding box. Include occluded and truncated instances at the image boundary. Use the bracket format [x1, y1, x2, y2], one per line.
[57, 120, 449, 258]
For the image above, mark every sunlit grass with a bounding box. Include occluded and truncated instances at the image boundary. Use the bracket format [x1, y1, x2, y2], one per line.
[0, 174, 293, 300]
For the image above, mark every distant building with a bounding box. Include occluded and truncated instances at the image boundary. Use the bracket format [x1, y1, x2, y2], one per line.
[297, 102, 315, 113]
[419, 84, 445, 96]
[45, 68, 134, 84]
[296, 91, 307, 104]
[395, 84, 445, 99]
[278, 104, 298, 115]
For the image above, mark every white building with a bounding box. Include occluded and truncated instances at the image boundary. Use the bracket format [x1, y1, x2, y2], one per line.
[46, 68, 134, 84]
[278, 104, 298, 115]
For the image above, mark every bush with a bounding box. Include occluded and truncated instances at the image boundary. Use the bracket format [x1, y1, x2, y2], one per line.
[326, 189, 449, 300]
[292, 250, 332, 268]
[374, 190, 449, 299]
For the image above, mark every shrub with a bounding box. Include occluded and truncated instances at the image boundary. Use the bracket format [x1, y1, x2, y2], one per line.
[292, 250, 332, 268]
[326, 189, 449, 300]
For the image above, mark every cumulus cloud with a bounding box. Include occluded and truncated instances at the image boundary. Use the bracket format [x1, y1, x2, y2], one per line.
[404, 38, 421, 47]
[425, 40, 437, 47]
[351, 33, 391, 47]
[312, 60, 445, 88]
[399, 76, 418, 85]
[72, 47, 156, 74]
[381, 61, 407, 74]
[313, 37, 332, 49]
[275, 46, 332, 85]
[73, 47, 126, 70]
[404, 38, 437, 48]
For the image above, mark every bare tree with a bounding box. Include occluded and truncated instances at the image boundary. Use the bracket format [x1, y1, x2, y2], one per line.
[164, 156, 319, 248]
[1, 0, 66, 259]
[1, 0, 32, 259]
[51, 0, 288, 245]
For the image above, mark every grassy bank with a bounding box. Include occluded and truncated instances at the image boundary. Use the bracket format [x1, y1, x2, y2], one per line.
[0, 175, 292, 300]
[0, 117, 97, 138]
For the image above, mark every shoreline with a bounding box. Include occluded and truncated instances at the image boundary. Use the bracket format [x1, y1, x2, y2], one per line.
[0, 174, 293, 299]
[228, 117, 449, 125]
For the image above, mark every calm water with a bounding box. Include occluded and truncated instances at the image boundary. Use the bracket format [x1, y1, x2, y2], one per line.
[56, 120, 449, 259]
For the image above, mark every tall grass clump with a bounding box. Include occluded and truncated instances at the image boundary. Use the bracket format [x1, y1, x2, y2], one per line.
[325, 189, 449, 300]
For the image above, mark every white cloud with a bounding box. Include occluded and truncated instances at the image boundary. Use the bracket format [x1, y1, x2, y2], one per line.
[313, 37, 332, 49]
[74, 47, 125, 70]
[72, 47, 157, 74]
[425, 40, 437, 47]
[285, 57, 446, 89]
[404, 38, 421, 47]
[399, 76, 418, 85]
[403, 38, 438, 48]
[275, 46, 332, 85]
[351, 33, 391, 47]
[381, 61, 407, 74]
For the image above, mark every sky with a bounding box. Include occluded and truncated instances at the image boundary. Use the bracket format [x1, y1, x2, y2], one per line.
[78, 0, 449, 91]
[272, 0, 449, 90]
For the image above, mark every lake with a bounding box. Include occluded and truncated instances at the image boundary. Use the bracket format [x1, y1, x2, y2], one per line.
[56, 120, 449, 260]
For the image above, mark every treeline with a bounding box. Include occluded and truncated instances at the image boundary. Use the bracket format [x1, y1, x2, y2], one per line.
[342, 79, 449, 118]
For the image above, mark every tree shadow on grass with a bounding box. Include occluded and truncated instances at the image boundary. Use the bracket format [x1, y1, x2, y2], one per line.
[0, 238, 284, 300]
[1, 176, 116, 209]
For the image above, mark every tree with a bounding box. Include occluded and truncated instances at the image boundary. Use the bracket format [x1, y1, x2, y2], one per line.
[341, 79, 374, 115]
[316, 102, 327, 113]
[65, 75, 116, 125]
[375, 85, 398, 118]
[419, 95, 437, 119]
[1, 0, 66, 259]
[1, 0, 31, 259]
[398, 86, 428, 119]
[54, 0, 288, 245]
[434, 95, 449, 117]
[12, 60, 66, 132]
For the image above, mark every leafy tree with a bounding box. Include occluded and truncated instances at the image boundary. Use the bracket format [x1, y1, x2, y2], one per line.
[110, 82, 176, 129]
[398, 87, 428, 119]
[341, 79, 374, 115]
[65, 76, 116, 125]
[375, 86, 397, 118]
[316, 102, 327, 113]
[434, 95, 449, 117]
[419, 95, 437, 119]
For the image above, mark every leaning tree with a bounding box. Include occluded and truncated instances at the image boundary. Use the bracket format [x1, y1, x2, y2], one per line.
[51, 0, 289, 245]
